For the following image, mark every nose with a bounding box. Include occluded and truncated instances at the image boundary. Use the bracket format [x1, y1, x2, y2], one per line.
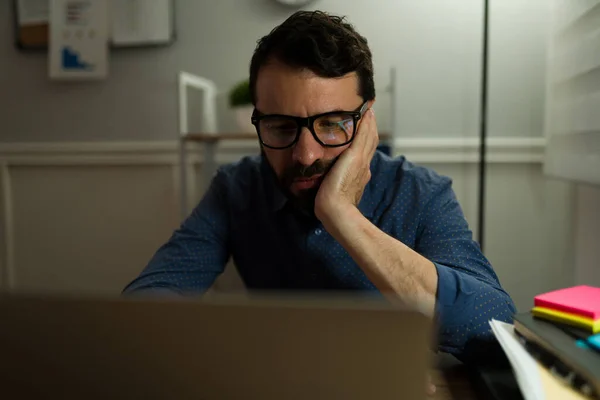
[292, 127, 325, 166]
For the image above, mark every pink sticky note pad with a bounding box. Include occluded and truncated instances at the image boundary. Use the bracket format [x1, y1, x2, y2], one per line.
[534, 285, 600, 320]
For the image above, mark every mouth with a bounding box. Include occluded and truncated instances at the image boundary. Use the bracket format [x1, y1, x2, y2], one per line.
[291, 174, 324, 191]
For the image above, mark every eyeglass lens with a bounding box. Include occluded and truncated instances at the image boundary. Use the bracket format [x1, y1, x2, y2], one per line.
[259, 113, 355, 148]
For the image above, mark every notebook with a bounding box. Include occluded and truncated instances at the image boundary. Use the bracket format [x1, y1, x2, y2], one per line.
[534, 286, 600, 320]
[532, 306, 600, 334]
[537, 359, 591, 400]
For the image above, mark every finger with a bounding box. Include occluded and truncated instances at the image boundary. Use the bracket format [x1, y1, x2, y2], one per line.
[355, 108, 379, 161]
[426, 375, 437, 396]
[349, 117, 366, 151]
[365, 108, 379, 156]
[350, 109, 372, 152]
[426, 382, 437, 396]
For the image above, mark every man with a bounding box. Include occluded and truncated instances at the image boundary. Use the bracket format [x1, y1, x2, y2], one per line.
[124, 11, 515, 366]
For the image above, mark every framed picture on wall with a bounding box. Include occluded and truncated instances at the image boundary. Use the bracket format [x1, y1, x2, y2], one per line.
[13, 0, 50, 50]
[110, 0, 176, 47]
[13, 0, 176, 51]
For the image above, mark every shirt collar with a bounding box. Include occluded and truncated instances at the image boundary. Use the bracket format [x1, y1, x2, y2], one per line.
[260, 152, 379, 218]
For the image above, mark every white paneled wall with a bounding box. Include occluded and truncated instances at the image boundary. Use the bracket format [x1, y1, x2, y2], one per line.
[543, 0, 600, 288]
[4, 164, 179, 295]
[0, 139, 574, 311]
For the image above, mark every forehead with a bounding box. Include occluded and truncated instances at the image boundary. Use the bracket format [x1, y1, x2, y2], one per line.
[255, 60, 361, 116]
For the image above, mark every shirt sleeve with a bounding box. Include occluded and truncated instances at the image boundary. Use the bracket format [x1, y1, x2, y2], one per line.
[415, 177, 516, 363]
[122, 170, 230, 296]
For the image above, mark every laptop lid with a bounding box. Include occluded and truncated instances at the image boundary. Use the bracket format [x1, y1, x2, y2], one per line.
[0, 293, 432, 399]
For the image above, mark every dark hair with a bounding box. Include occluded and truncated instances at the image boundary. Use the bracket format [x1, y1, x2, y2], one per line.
[249, 11, 375, 105]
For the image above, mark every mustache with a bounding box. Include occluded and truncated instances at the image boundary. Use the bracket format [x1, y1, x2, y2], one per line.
[282, 157, 338, 183]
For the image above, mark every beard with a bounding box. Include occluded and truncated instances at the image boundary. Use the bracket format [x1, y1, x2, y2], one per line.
[263, 151, 339, 215]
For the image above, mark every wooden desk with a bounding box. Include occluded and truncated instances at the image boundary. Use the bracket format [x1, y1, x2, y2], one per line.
[432, 366, 477, 399]
[431, 354, 479, 399]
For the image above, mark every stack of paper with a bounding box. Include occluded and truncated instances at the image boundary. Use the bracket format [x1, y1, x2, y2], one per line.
[489, 320, 592, 400]
[489, 320, 545, 400]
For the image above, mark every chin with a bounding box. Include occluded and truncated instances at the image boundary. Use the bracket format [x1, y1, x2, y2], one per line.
[291, 184, 320, 197]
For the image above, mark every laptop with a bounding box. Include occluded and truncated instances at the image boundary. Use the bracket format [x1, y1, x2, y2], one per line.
[0, 293, 432, 399]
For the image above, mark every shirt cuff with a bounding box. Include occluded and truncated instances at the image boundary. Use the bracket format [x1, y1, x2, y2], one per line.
[433, 262, 461, 311]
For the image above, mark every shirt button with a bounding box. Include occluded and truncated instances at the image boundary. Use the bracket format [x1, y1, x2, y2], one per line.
[315, 228, 322, 235]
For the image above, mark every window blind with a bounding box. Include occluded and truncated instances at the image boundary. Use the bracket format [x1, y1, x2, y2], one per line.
[544, 0, 600, 185]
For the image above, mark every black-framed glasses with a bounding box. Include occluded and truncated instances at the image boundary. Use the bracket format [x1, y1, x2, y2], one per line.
[251, 102, 369, 149]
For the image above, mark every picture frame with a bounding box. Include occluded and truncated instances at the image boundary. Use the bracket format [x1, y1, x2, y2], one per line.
[13, 0, 49, 50]
[13, 0, 177, 51]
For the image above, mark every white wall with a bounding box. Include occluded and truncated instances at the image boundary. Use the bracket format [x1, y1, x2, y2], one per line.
[8, 164, 179, 294]
[542, 0, 600, 185]
[574, 185, 600, 286]
[489, 0, 551, 138]
[542, 0, 600, 287]
[0, 0, 577, 311]
[1, 0, 549, 141]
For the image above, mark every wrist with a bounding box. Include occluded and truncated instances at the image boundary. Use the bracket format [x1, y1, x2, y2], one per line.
[318, 203, 362, 233]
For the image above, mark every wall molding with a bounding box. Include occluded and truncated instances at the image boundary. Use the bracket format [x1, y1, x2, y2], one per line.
[393, 137, 546, 164]
[0, 141, 181, 166]
[0, 137, 546, 166]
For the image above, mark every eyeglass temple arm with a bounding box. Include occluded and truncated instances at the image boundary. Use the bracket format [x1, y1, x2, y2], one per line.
[360, 101, 369, 115]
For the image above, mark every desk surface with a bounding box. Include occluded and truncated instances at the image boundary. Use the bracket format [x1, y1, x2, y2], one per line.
[432, 366, 477, 399]
[432, 354, 479, 400]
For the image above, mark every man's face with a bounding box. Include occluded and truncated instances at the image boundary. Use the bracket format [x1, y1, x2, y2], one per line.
[254, 60, 363, 209]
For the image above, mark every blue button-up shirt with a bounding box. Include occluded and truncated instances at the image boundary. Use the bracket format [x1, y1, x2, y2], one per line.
[124, 151, 516, 361]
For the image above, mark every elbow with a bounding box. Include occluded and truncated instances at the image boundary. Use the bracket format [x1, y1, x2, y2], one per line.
[434, 276, 517, 365]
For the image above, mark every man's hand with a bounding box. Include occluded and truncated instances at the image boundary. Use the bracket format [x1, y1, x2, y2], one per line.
[314, 107, 379, 224]
[427, 373, 436, 396]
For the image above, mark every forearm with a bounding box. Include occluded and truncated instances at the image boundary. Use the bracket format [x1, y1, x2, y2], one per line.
[122, 230, 224, 295]
[322, 205, 438, 315]
[123, 181, 229, 296]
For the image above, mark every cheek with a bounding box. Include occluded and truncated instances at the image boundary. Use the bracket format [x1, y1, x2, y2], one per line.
[263, 148, 293, 178]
